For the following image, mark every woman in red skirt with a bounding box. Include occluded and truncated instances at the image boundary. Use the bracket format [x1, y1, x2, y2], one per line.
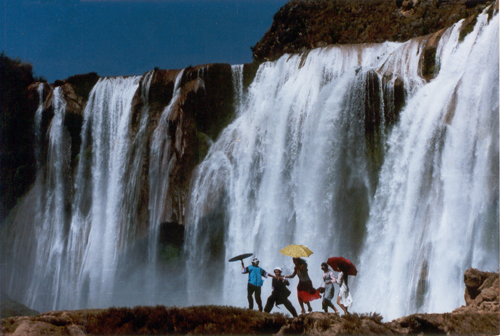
[283, 257, 321, 314]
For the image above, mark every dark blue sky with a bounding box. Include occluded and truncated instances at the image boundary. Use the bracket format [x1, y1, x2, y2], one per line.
[1, 0, 288, 82]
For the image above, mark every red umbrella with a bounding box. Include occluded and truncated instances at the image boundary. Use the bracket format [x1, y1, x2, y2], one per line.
[327, 257, 358, 276]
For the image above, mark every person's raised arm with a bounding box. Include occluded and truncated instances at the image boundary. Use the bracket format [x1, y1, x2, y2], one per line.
[284, 267, 297, 279]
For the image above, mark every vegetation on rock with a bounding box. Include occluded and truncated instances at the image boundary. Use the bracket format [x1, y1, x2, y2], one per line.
[1, 268, 498, 335]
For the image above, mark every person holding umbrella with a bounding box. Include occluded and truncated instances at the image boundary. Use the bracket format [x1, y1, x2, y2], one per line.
[264, 267, 298, 317]
[241, 257, 271, 312]
[283, 257, 321, 314]
[327, 256, 356, 315]
[335, 268, 353, 315]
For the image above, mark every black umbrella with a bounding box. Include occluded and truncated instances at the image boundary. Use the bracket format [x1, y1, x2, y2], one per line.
[228, 253, 253, 262]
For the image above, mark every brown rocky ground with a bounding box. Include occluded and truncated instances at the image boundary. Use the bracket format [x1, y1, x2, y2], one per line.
[251, 0, 496, 62]
[2, 268, 498, 335]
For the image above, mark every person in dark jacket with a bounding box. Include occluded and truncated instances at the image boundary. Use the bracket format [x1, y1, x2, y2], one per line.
[264, 267, 298, 317]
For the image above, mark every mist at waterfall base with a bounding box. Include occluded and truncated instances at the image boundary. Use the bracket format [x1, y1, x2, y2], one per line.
[2, 9, 498, 321]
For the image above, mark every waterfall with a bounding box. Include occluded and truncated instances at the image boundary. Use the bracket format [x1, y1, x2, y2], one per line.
[231, 64, 244, 114]
[355, 11, 499, 320]
[67, 76, 142, 309]
[148, 70, 184, 262]
[34, 83, 45, 169]
[146, 70, 185, 302]
[7, 87, 71, 310]
[186, 42, 407, 305]
[185, 9, 498, 319]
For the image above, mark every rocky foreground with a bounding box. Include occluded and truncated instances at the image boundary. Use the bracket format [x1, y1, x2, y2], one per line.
[1, 268, 498, 335]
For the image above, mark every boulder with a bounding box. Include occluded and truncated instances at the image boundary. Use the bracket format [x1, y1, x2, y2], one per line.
[420, 28, 447, 81]
[0, 295, 39, 319]
[454, 268, 499, 313]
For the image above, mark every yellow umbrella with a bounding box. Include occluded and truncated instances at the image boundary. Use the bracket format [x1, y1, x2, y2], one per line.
[279, 244, 313, 258]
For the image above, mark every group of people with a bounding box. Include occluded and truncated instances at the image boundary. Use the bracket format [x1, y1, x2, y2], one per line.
[241, 257, 353, 316]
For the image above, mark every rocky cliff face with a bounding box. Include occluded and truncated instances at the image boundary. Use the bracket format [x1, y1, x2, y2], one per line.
[251, 0, 495, 62]
[455, 268, 500, 313]
[0, 55, 37, 222]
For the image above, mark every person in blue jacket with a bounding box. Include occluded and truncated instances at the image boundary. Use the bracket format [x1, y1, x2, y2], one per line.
[241, 257, 272, 311]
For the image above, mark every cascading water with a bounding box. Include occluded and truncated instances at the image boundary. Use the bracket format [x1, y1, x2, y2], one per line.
[231, 64, 244, 114]
[185, 9, 498, 320]
[33, 86, 71, 310]
[145, 70, 185, 302]
[67, 76, 142, 309]
[34, 83, 45, 169]
[186, 41, 410, 306]
[6, 87, 71, 310]
[355, 11, 499, 320]
[148, 70, 184, 264]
